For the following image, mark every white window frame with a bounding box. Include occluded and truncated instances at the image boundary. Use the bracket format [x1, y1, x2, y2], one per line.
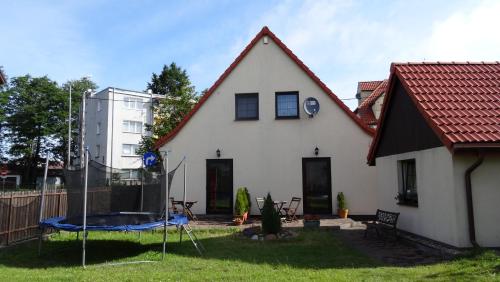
[97, 100, 102, 112]
[96, 122, 101, 135]
[122, 120, 143, 134]
[120, 169, 140, 180]
[122, 144, 140, 156]
[95, 145, 100, 158]
[123, 96, 143, 110]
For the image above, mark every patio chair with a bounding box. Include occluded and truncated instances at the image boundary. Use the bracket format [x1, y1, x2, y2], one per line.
[282, 197, 301, 222]
[255, 197, 265, 215]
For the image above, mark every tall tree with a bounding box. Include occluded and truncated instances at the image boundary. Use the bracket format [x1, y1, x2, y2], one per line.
[3, 75, 66, 186]
[1, 75, 97, 187]
[140, 63, 197, 153]
[0, 67, 8, 162]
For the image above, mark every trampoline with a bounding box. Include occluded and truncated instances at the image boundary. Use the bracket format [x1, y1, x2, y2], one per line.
[38, 149, 203, 268]
[40, 213, 188, 232]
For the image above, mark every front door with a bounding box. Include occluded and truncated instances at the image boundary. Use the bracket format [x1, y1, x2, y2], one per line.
[302, 158, 332, 214]
[206, 159, 233, 214]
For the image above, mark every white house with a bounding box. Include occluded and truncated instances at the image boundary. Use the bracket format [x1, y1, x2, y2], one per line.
[84, 87, 162, 180]
[368, 62, 500, 248]
[155, 27, 377, 216]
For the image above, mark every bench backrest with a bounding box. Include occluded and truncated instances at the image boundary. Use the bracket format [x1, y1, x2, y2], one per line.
[375, 209, 399, 226]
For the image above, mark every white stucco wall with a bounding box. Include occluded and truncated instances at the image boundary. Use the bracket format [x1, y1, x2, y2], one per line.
[376, 147, 500, 248]
[375, 147, 463, 246]
[371, 93, 385, 120]
[453, 154, 500, 247]
[161, 36, 376, 215]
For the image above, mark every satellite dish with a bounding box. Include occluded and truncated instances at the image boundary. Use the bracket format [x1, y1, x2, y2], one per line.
[303, 97, 320, 117]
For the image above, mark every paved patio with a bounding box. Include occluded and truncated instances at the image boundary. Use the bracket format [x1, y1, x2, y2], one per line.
[190, 215, 458, 266]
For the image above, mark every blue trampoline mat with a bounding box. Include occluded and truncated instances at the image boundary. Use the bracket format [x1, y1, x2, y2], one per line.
[40, 213, 189, 232]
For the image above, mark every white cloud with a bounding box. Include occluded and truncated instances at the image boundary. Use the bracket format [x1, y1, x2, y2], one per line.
[421, 0, 500, 61]
[238, 0, 500, 109]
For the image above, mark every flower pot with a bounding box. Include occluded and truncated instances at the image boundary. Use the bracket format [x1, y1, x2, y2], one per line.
[233, 215, 244, 225]
[338, 208, 349, 219]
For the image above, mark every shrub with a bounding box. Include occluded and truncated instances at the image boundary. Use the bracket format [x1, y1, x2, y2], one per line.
[261, 193, 281, 234]
[243, 187, 251, 211]
[235, 187, 249, 216]
[337, 192, 347, 210]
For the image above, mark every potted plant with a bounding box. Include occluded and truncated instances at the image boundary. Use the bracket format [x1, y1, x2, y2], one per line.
[303, 214, 320, 228]
[234, 187, 250, 225]
[337, 192, 349, 218]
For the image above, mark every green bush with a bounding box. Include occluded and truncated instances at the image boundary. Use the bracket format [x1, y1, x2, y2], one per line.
[261, 193, 281, 234]
[337, 192, 347, 210]
[235, 187, 250, 216]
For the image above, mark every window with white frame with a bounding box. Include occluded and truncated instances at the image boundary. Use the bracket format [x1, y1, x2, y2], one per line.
[122, 144, 140, 156]
[397, 159, 418, 206]
[122, 120, 143, 133]
[119, 169, 140, 180]
[95, 145, 100, 158]
[96, 122, 101, 135]
[123, 96, 143, 110]
[97, 100, 102, 111]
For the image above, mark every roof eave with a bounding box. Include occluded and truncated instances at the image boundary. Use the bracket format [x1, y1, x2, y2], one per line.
[154, 26, 374, 149]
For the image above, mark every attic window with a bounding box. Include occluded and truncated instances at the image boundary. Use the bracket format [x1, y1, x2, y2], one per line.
[263, 36, 269, 44]
[275, 91, 299, 119]
[235, 93, 259, 120]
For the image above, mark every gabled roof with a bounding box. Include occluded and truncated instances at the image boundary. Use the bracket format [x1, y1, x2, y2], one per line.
[358, 80, 383, 92]
[356, 80, 388, 126]
[154, 26, 374, 149]
[368, 62, 500, 164]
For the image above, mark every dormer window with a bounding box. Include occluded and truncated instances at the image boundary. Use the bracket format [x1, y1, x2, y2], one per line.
[235, 93, 259, 120]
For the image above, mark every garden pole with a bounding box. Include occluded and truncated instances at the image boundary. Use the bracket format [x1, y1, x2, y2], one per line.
[162, 151, 169, 260]
[82, 148, 89, 268]
[38, 153, 50, 255]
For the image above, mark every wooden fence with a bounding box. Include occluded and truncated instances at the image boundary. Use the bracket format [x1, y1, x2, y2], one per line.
[0, 190, 67, 246]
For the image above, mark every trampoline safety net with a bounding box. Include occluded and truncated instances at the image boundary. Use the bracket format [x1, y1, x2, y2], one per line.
[61, 159, 182, 224]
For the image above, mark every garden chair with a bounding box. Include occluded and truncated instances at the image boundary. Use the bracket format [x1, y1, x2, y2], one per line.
[255, 197, 265, 215]
[282, 197, 301, 222]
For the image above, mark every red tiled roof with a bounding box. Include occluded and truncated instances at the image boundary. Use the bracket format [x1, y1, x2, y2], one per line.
[154, 27, 374, 149]
[368, 62, 500, 164]
[356, 80, 388, 126]
[358, 80, 383, 91]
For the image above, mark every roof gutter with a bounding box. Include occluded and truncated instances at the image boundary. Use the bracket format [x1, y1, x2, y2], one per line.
[464, 153, 484, 248]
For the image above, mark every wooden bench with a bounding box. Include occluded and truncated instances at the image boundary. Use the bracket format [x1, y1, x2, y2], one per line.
[364, 209, 400, 241]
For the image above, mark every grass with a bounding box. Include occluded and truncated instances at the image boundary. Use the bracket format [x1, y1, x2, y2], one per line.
[0, 228, 498, 281]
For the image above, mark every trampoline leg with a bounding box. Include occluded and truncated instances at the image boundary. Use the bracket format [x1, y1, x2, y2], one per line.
[38, 227, 44, 256]
[179, 227, 183, 244]
[82, 231, 87, 268]
[162, 223, 167, 260]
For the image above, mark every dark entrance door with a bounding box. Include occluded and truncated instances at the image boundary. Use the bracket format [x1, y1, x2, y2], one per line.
[206, 159, 233, 214]
[302, 158, 332, 214]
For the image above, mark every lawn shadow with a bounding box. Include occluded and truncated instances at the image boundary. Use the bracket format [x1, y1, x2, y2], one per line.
[0, 228, 382, 270]
[0, 234, 163, 268]
[167, 227, 382, 270]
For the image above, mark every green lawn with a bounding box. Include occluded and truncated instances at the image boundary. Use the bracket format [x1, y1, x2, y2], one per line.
[0, 228, 498, 281]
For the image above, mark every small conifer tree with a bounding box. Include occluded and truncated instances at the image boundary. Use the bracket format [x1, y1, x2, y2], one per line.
[261, 193, 281, 234]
